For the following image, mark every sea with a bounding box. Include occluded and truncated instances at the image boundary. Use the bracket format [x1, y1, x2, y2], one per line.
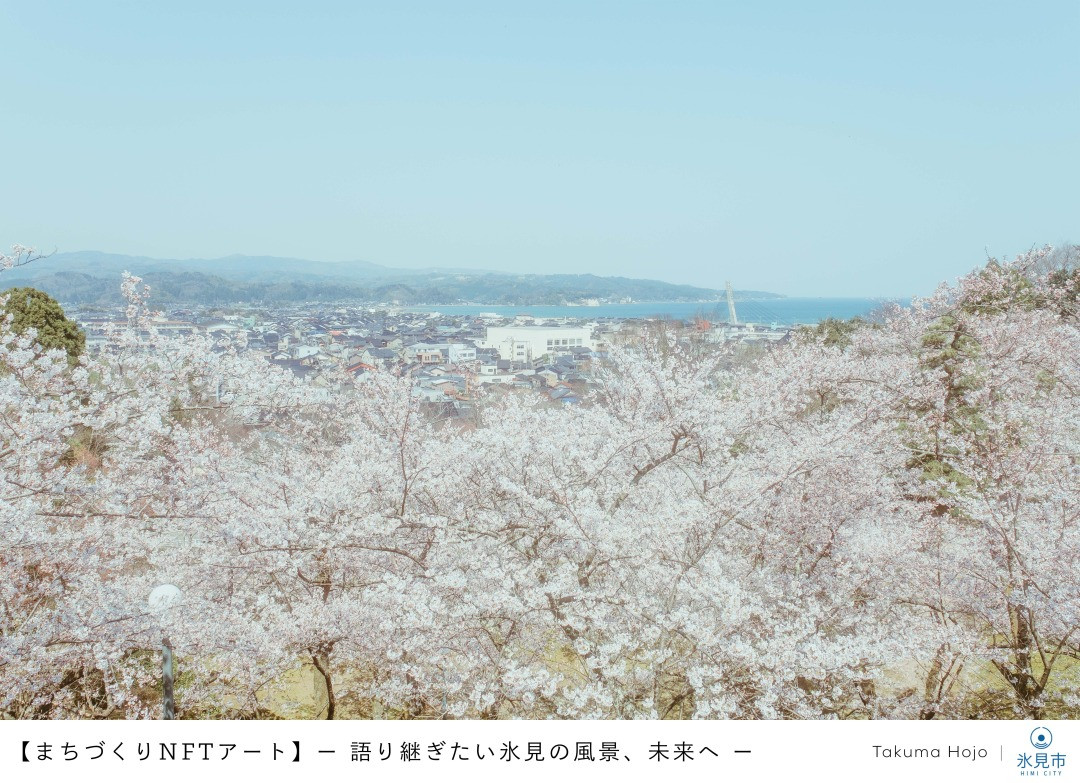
[405, 297, 908, 326]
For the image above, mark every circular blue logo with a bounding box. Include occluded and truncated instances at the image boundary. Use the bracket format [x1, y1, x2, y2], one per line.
[1031, 727, 1053, 750]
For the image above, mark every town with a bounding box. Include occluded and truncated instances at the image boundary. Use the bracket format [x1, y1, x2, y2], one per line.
[71, 301, 794, 414]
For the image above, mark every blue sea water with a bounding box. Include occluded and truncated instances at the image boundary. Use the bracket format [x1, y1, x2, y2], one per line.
[406, 298, 908, 326]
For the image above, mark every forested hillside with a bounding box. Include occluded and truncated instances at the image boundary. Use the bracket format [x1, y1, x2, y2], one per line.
[0, 251, 780, 305]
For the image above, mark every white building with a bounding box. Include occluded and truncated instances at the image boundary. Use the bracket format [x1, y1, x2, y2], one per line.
[482, 326, 593, 363]
[403, 342, 477, 365]
[474, 373, 518, 386]
[448, 343, 476, 364]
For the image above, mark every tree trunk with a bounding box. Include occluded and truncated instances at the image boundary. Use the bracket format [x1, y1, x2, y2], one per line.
[311, 649, 335, 720]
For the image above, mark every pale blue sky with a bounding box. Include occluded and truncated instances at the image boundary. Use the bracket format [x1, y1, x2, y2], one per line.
[2, 1, 1076, 296]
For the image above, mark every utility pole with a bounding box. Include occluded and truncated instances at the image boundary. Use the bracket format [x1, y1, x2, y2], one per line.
[725, 281, 739, 325]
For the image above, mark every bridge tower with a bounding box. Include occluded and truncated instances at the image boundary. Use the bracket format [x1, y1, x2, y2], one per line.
[725, 280, 739, 325]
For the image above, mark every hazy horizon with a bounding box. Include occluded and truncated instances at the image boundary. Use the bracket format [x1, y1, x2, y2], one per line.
[0, 247, 914, 299]
[2, 2, 1077, 297]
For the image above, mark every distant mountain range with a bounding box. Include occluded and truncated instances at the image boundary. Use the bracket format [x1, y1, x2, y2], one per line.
[0, 251, 783, 307]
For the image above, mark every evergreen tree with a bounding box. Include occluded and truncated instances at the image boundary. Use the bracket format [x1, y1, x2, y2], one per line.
[1, 286, 85, 362]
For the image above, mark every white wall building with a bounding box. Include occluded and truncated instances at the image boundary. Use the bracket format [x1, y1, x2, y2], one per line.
[475, 373, 519, 386]
[404, 342, 477, 365]
[482, 326, 594, 363]
[448, 343, 476, 364]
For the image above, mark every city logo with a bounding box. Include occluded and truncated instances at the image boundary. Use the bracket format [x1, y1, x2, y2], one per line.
[1018, 726, 1065, 777]
[1032, 729, 1054, 751]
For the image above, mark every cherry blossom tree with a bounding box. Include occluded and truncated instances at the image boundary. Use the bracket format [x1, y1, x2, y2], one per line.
[2, 244, 1077, 720]
[893, 253, 1080, 718]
